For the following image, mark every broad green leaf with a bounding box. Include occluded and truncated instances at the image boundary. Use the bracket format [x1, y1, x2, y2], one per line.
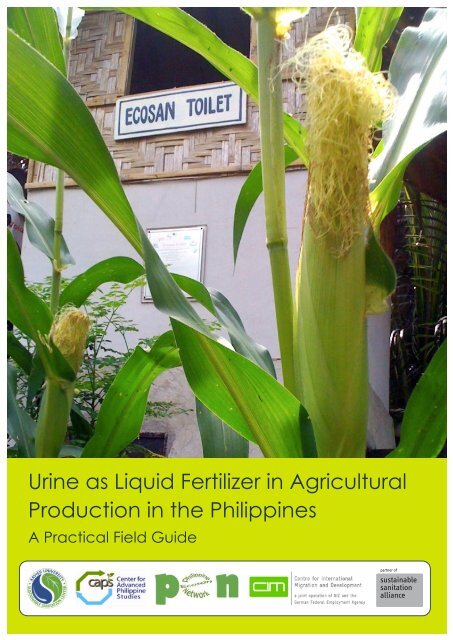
[7, 7, 65, 74]
[354, 7, 403, 73]
[369, 8, 447, 228]
[208, 288, 276, 377]
[7, 173, 74, 266]
[139, 235, 279, 460]
[171, 271, 274, 379]
[7, 331, 33, 375]
[7, 230, 75, 383]
[370, 148, 420, 227]
[8, 229, 52, 339]
[7, 363, 36, 458]
[59, 257, 144, 308]
[196, 399, 249, 458]
[82, 332, 181, 457]
[171, 319, 316, 458]
[172, 274, 216, 315]
[172, 273, 276, 377]
[365, 225, 397, 315]
[115, 8, 308, 164]
[388, 340, 446, 458]
[7, 28, 142, 255]
[234, 145, 299, 264]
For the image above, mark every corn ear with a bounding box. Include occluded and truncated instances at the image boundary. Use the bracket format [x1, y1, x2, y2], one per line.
[294, 224, 368, 456]
[35, 307, 90, 457]
[291, 26, 394, 457]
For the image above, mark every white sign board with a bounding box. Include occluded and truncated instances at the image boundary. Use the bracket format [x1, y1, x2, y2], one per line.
[115, 81, 246, 140]
[143, 226, 206, 301]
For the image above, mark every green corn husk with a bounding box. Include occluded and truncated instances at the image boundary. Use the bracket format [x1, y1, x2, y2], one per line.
[294, 224, 368, 457]
[35, 307, 90, 457]
[291, 26, 394, 457]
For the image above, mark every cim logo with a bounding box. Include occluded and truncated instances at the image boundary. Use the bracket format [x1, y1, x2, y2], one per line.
[249, 576, 289, 597]
[76, 570, 114, 605]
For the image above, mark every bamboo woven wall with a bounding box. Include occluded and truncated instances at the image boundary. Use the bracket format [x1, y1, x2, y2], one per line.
[27, 7, 354, 188]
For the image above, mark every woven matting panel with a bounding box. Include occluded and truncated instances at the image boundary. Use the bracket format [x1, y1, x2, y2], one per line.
[68, 10, 133, 106]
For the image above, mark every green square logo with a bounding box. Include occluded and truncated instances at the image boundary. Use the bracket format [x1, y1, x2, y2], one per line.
[249, 576, 288, 597]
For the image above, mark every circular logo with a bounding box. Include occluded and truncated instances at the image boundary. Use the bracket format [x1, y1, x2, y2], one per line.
[27, 569, 67, 608]
[180, 573, 212, 598]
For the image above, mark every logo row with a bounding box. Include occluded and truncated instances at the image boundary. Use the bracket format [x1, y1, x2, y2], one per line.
[27, 568, 289, 608]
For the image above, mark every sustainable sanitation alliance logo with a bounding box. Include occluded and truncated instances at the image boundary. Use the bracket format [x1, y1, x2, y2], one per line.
[28, 569, 67, 608]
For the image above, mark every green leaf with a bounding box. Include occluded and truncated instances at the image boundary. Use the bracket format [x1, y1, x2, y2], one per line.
[171, 274, 216, 315]
[7, 228, 52, 339]
[370, 8, 447, 228]
[7, 332, 33, 375]
[7, 28, 142, 255]
[59, 257, 145, 308]
[115, 8, 308, 164]
[365, 225, 397, 315]
[173, 274, 276, 377]
[234, 145, 299, 264]
[209, 288, 276, 377]
[143, 228, 313, 459]
[171, 319, 316, 458]
[354, 7, 403, 73]
[388, 341, 446, 458]
[7, 363, 36, 458]
[7, 230, 75, 383]
[82, 332, 181, 457]
[196, 399, 249, 458]
[7, 7, 65, 74]
[7, 173, 74, 266]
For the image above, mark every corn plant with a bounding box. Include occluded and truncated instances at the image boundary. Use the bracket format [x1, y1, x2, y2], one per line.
[9, 277, 189, 448]
[7, 7, 447, 458]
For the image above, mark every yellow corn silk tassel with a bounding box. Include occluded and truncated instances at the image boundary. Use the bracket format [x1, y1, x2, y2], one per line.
[35, 308, 90, 457]
[291, 26, 394, 457]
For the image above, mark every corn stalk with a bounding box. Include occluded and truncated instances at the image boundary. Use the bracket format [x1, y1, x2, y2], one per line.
[255, 9, 296, 393]
[35, 8, 90, 457]
[49, 8, 72, 315]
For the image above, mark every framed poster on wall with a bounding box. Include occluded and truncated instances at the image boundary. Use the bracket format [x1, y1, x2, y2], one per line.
[142, 225, 206, 301]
